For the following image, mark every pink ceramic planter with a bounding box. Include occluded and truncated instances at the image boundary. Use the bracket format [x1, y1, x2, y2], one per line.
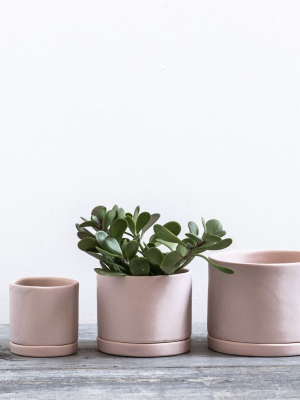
[97, 269, 192, 357]
[10, 277, 79, 357]
[207, 250, 300, 356]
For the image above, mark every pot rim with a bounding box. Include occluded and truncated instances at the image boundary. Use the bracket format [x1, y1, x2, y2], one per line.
[97, 268, 190, 279]
[10, 277, 79, 289]
[209, 249, 300, 267]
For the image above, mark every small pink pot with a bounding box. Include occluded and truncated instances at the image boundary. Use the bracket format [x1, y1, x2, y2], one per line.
[10, 277, 79, 357]
[97, 269, 192, 357]
[207, 250, 300, 356]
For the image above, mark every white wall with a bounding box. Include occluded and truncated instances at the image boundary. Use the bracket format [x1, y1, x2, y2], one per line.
[1, 0, 300, 324]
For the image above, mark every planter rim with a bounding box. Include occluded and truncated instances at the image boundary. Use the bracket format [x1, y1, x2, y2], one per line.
[210, 249, 300, 267]
[10, 277, 79, 289]
[97, 268, 190, 279]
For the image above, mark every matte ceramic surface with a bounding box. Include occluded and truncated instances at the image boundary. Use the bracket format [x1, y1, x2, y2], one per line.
[207, 335, 300, 357]
[10, 341, 78, 358]
[208, 250, 300, 356]
[97, 337, 191, 357]
[10, 277, 79, 357]
[97, 269, 192, 357]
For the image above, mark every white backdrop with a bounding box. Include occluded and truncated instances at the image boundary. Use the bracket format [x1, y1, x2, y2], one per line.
[1, 0, 300, 324]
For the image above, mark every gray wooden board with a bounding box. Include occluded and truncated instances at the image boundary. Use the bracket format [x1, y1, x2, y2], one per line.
[1, 323, 300, 399]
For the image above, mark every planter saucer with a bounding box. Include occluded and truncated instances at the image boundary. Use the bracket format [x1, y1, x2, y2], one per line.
[10, 341, 78, 357]
[208, 335, 300, 357]
[97, 337, 191, 357]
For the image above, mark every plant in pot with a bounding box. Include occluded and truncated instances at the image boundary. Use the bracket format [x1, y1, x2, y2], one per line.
[76, 204, 233, 357]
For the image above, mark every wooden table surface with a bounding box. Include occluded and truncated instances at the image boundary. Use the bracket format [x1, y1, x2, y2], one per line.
[1, 323, 300, 399]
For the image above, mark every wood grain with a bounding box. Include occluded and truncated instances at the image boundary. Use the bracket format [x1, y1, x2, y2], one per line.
[1, 324, 300, 399]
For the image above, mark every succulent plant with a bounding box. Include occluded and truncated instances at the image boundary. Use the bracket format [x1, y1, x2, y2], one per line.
[76, 205, 234, 276]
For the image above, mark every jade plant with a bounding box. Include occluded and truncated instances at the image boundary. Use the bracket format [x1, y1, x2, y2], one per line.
[76, 205, 234, 276]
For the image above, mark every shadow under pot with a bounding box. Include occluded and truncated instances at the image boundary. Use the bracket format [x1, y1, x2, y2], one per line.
[10, 277, 79, 357]
[97, 269, 192, 357]
[207, 250, 300, 357]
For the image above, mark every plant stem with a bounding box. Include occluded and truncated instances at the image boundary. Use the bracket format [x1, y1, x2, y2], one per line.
[138, 241, 145, 256]
[124, 232, 135, 238]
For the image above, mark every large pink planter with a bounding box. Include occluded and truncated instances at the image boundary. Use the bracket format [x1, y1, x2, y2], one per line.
[10, 277, 79, 357]
[208, 250, 300, 356]
[97, 269, 192, 357]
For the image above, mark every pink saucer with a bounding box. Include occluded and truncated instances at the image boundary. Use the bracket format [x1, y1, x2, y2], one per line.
[208, 335, 300, 357]
[97, 337, 191, 357]
[10, 341, 78, 357]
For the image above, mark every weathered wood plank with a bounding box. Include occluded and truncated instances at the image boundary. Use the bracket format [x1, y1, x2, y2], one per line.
[2, 324, 300, 399]
[1, 324, 300, 370]
[1, 366, 300, 399]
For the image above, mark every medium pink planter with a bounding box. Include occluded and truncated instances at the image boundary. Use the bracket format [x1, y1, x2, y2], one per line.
[10, 277, 79, 357]
[97, 269, 192, 357]
[208, 250, 300, 356]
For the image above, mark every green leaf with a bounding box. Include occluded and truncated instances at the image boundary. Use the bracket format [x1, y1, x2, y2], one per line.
[98, 207, 107, 225]
[206, 219, 223, 235]
[204, 233, 222, 243]
[104, 237, 123, 256]
[150, 235, 177, 251]
[110, 218, 128, 242]
[155, 238, 177, 251]
[133, 206, 140, 223]
[147, 242, 156, 248]
[176, 243, 189, 257]
[129, 257, 150, 276]
[154, 224, 186, 246]
[217, 230, 226, 237]
[160, 251, 182, 275]
[202, 238, 232, 251]
[201, 217, 207, 235]
[196, 254, 234, 274]
[117, 208, 126, 219]
[185, 233, 203, 243]
[149, 234, 157, 243]
[110, 263, 127, 273]
[95, 231, 108, 246]
[121, 239, 128, 257]
[126, 215, 136, 235]
[145, 247, 164, 266]
[88, 252, 126, 272]
[103, 209, 117, 230]
[80, 217, 88, 222]
[141, 213, 160, 236]
[78, 238, 98, 251]
[112, 204, 119, 212]
[188, 221, 199, 235]
[182, 238, 194, 245]
[77, 231, 94, 239]
[86, 251, 109, 262]
[91, 205, 104, 217]
[96, 246, 123, 259]
[94, 268, 126, 277]
[177, 257, 194, 271]
[76, 223, 85, 232]
[136, 212, 151, 234]
[79, 221, 97, 228]
[125, 240, 139, 260]
[99, 261, 110, 271]
[91, 215, 100, 226]
[192, 247, 209, 254]
[87, 252, 115, 269]
[164, 221, 181, 236]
